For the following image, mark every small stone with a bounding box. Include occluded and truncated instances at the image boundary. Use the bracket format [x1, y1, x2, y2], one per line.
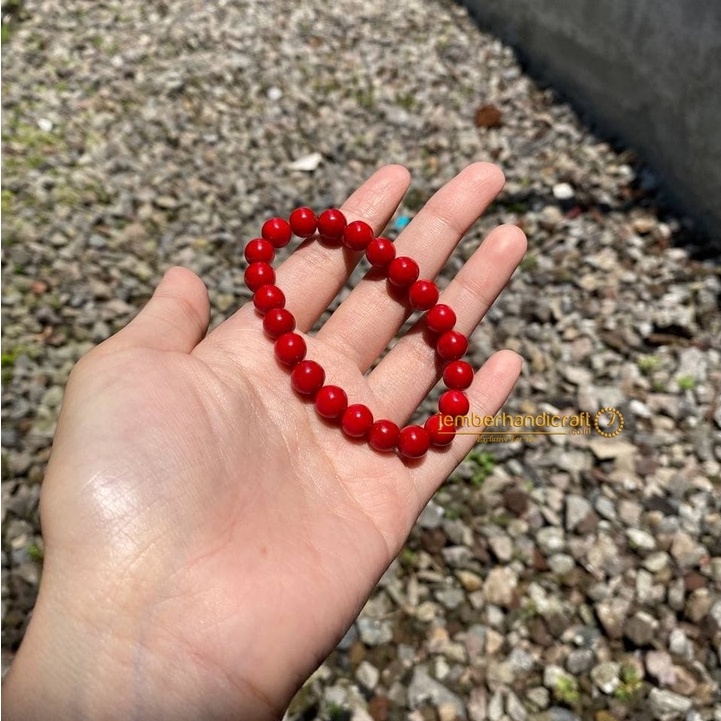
[488, 534, 514, 562]
[438, 702, 461, 721]
[287, 152, 323, 172]
[543, 665, 567, 690]
[670, 531, 702, 568]
[626, 528, 656, 552]
[565, 494, 592, 532]
[596, 597, 630, 639]
[667, 578, 686, 611]
[546, 709, 580, 721]
[566, 649, 595, 675]
[456, 570, 483, 592]
[503, 489, 529, 516]
[618, 500, 643, 526]
[486, 629, 505, 656]
[483, 567, 517, 608]
[488, 690, 504, 721]
[526, 687, 550, 710]
[467, 688, 487, 721]
[539, 206, 564, 230]
[624, 611, 659, 647]
[648, 688, 692, 720]
[685, 588, 712, 623]
[594, 496, 617, 521]
[536, 527, 565, 555]
[668, 628, 691, 658]
[669, 665, 697, 696]
[415, 602, 439, 623]
[684, 571, 706, 591]
[487, 660, 515, 688]
[591, 662, 620, 694]
[506, 691, 528, 721]
[645, 651, 676, 686]
[595, 712, 617, 721]
[407, 667, 466, 720]
[507, 647, 535, 673]
[548, 553, 575, 575]
[553, 183, 574, 200]
[357, 618, 393, 647]
[368, 696, 390, 721]
[356, 661, 380, 691]
[435, 587, 465, 610]
[643, 552, 670, 573]
[589, 439, 636, 460]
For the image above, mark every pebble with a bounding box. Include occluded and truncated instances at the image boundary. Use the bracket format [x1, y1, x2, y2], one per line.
[506, 691, 528, 721]
[407, 667, 466, 720]
[566, 649, 595, 675]
[356, 661, 380, 691]
[552, 183, 575, 200]
[483, 567, 518, 608]
[536, 527, 566, 555]
[590, 662, 620, 694]
[626, 528, 657, 552]
[624, 611, 659, 647]
[357, 618, 393, 647]
[565, 495, 592, 532]
[648, 688, 693, 720]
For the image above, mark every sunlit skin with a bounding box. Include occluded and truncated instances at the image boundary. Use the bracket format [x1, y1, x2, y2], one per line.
[2, 163, 526, 721]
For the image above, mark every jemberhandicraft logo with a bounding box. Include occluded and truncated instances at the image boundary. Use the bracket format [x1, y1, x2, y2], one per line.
[439, 407, 624, 443]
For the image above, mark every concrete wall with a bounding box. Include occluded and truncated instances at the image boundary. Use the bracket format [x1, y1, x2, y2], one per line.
[459, 0, 721, 242]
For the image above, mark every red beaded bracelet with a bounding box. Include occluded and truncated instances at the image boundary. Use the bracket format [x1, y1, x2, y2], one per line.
[242, 207, 475, 460]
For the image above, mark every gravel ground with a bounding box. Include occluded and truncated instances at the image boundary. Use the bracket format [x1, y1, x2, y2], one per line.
[2, 1, 721, 719]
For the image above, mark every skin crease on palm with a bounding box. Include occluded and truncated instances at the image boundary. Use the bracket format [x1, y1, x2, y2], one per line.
[2, 163, 527, 721]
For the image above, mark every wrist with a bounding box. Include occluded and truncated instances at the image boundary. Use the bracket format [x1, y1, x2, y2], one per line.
[2, 573, 281, 721]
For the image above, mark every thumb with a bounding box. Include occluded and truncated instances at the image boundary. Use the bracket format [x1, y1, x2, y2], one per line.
[109, 266, 210, 353]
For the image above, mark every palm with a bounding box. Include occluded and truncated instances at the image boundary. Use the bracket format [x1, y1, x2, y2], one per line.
[36, 164, 526, 718]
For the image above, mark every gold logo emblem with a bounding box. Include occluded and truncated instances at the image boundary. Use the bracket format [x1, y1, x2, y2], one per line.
[593, 407, 624, 437]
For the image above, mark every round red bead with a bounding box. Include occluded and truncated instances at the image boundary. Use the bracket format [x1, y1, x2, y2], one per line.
[388, 256, 420, 287]
[343, 220, 375, 251]
[244, 262, 275, 292]
[436, 330, 468, 360]
[426, 303, 456, 333]
[244, 238, 275, 264]
[289, 207, 317, 237]
[439, 390, 470, 416]
[408, 280, 440, 311]
[274, 332, 306, 366]
[442, 360, 474, 390]
[366, 237, 396, 267]
[425, 413, 456, 447]
[398, 425, 429, 459]
[253, 284, 285, 313]
[263, 308, 296, 338]
[317, 208, 347, 242]
[291, 360, 325, 396]
[368, 419, 400, 452]
[261, 217, 292, 248]
[341, 404, 373, 438]
[315, 385, 348, 420]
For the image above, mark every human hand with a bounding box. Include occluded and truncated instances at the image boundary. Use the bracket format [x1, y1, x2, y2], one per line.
[2, 163, 526, 721]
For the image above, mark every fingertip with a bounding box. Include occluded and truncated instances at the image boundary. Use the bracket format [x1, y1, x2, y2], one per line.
[380, 163, 412, 186]
[483, 223, 528, 264]
[488, 348, 524, 375]
[465, 161, 506, 195]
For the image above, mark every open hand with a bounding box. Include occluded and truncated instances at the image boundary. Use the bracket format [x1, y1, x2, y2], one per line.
[3, 163, 526, 721]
